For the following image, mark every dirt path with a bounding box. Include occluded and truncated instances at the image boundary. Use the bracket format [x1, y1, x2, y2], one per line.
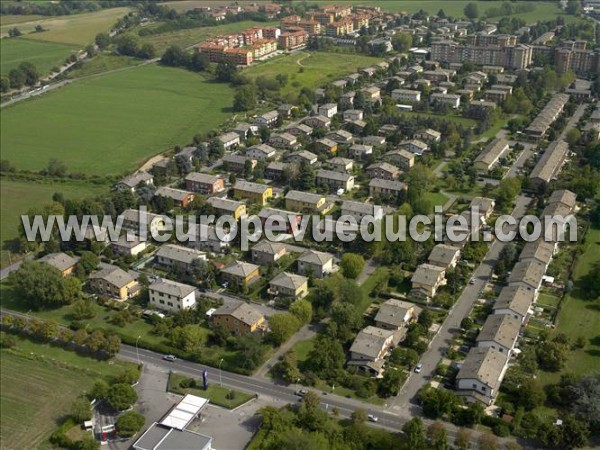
[296, 53, 312, 67]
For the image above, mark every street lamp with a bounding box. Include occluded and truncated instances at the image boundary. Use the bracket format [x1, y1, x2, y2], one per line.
[135, 335, 141, 366]
[219, 358, 224, 387]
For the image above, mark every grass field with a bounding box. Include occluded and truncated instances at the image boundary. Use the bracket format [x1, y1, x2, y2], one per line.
[291, 339, 315, 363]
[0, 37, 78, 76]
[168, 372, 254, 409]
[538, 227, 600, 385]
[398, 111, 478, 129]
[0, 8, 130, 45]
[66, 53, 144, 79]
[0, 64, 234, 176]
[244, 51, 381, 96]
[1, 338, 134, 449]
[139, 20, 278, 53]
[0, 14, 46, 26]
[0, 179, 109, 262]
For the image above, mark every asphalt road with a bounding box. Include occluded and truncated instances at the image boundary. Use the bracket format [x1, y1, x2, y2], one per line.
[388, 194, 532, 410]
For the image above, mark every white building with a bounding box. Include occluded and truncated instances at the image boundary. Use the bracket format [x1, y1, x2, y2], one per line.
[149, 279, 197, 313]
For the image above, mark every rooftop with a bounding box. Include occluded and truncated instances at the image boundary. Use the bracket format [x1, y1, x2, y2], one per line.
[476, 314, 521, 350]
[375, 299, 421, 328]
[149, 279, 196, 298]
[212, 301, 264, 326]
[457, 347, 508, 390]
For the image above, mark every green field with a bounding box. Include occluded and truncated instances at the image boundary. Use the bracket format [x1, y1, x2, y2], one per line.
[244, 51, 381, 96]
[1, 64, 234, 175]
[0, 8, 130, 45]
[139, 20, 278, 53]
[0, 179, 109, 262]
[538, 227, 600, 385]
[1, 339, 135, 449]
[66, 53, 144, 79]
[398, 111, 478, 129]
[168, 372, 255, 409]
[0, 14, 46, 26]
[0, 37, 78, 76]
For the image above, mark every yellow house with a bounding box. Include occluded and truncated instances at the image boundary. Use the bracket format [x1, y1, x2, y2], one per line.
[88, 267, 140, 301]
[211, 302, 266, 336]
[206, 197, 247, 220]
[269, 272, 309, 300]
[233, 180, 272, 205]
[285, 190, 332, 214]
[221, 261, 260, 286]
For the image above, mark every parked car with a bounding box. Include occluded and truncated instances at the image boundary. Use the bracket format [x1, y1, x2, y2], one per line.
[163, 355, 176, 362]
[414, 363, 423, 373]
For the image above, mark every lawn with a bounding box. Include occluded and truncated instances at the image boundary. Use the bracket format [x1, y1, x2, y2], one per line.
[0, 36, 78, 76]
[66, 53, 145, 79]
[139, 20, 278, 53]
[243, 51, 382, 96]
[537, 227, 600, 385]
[424, 191, 450, 210]
[291, 338, 315, 363]
[0, 338, 135, 449]
[0, 8, 131, 45]
[1, 64, 235, 176]
[0, 14, 46, 26]
[398, 111, 477, 129]
[168, 372, 255, 409]
[0, 178, 109, 266]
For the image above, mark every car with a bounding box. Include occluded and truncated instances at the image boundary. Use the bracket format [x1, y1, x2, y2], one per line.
[414, 363, 423, 373]
[368, 414, 378, 422]
[469, 278, 476, 285]
[163, 355, 176, 362]
[295, 389, 308, 397]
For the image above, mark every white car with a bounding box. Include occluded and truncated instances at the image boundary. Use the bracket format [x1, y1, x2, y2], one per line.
[368, 414, 378, 422]
[163, 355, 176, 362]
[414, 363, 423, 373]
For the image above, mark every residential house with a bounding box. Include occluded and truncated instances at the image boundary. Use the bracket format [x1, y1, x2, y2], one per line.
[456, 347, 508, 406]
[154, 187, 195, 209]
[265, 161, 290, 181]
[348, 326, 395, 377]
[269, 272, 309, 300]
[346, 73, 360, 85]
[38, 252, 77, 277]
[493, 285, 535, 323]
[285, 123, 313, 137]
[211, 302, 266, 336]
[246, 143, 277, 160]
[529, 140, 570, 186]
[218, 132, 241, 150]
[297, 250, 334, 278]
[185, 173, 225, 194]
[362, 86, 381, 101]
[254, 110, 279, 127]
[548, 189, 577, 211]
[233, 181, 272, 205]
[428, 244, 461, 270]
[520, 240, 555, 271]
[400, 139, 429, 156]
[258, 207, 302, 234]
[391, 89, 421, 103]
[269, 133, 298, 150]
[366, 162, 401, 180]
[339, 91, 355, 107]
[476, 314, 521, 356]
[116, 172, 153, 193]
[278, 103, 296, 118]
[384, 149, 415, 170]
[223, 154, 257, 174]
[285, 190, 331, 214]
[234, 122, 258, 140]
[89, 267, 140, 301]
[343, 109, 364, 122]
[329, 157, 353, 173]
[508, 260, 546, 296]
[316, 169, 355, 191]
[430, 93, 461, 108]
[122, 209, 167, 237]
[286, 150, 318, 166]
[414, 128, 442, 143]
[470, 197, 495, 220]
[318, 103, 338, 118]
[221, 261, 261, 286]
[314, 138, 338, 154]
[473, 138, 510, 172]
[374, 299, 422, 331]
[149, 279, 196, 313]
[155, 244, 206, 271]
[341, 200, 383, 222]
[303, 115, 331, 129]
[369, 178, 407, 199]
[351, 144, 373, 160]
[379, 124, 399, 136]
[111, 233, 148, 257]
[326, 129, 353, 144]
[411, 264, 446, 300]
[251, 241, 287, 265]
[187, 223, 234, 253]
[206, 197, 247, 220]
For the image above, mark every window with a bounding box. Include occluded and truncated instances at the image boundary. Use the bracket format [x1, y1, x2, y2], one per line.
[159, 300, 165, 304]
[481, 386, 486, 392]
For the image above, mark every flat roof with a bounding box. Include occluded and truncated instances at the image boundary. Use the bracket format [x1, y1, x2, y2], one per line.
[159, 394, 208, 430]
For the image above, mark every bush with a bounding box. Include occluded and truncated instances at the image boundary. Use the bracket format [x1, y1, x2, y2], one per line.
[493, 423, 511, 437]
[116, 411, 145, 438]
[106, 383, 137, 411]
[179, 377, 195, 389]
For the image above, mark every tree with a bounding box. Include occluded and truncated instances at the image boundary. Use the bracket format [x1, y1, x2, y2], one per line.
[306, 335, 345, 379]
[90, 379, 109, 400]
[460, 317, 473, 330]
[402, 417, 426, 450]
[390, 347, 419, 369]
[391, 32, 412, 52]
[138, 43, 156, 60]
[208, 137, 224, 159]
[116, 34, 140, 57]
[76, 251, 99, 277]
[104, 334, 121, 357]
[340, 253, 365, 279]
[47, 158, 68, 177]
[477, 432, 499, 450]
[427, 422, 449, 450]
[215, 61, 237, 82]
[86, 330, 106, 353]
[18, 62, 39, 86]
[116, 410, 145, 437]
[8, 27, 23, 37]
[268, 313, 300, 345]
[289, 299, 312, 324]
[566, 128, 581, 146]
[537, 341, 568, 371]
[170, 325, 206, 352]
[189, 52, 209, 72]
[95, 32, 110, 49]
[8, 68, 25, 89]
[71, 397, 92, 422]
[454, 428, 472, 450]
[235, 333, 266, 371]
[161, 45, 189, 67]
[378, 368, 403, 397]
[562, 415, 590, 448]
[106, 383, 137, 411]
[418, 310, 433, 329]
[464, 3, 479, 19]
[233, 85, 257, 112]
[516, 378, 546, 410]
[85, 44, 97, 58]
[0, 77, 10, 93]
[274, 350, 301, 383]
[351, 408, 367, 424]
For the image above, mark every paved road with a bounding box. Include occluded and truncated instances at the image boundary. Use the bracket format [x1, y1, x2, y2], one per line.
[388, 194, 532, 410]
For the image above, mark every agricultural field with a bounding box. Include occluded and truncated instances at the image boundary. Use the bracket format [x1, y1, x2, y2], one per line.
[0, 8, 130, 45]
[65, 54, 144, 79]
[0, 339, 134, 449]
[0, 37, 78, 76]
[0, 64, 234, 176]
[538, 227, 600, 385]
[244, 51, 381, 96]
[0, 14, 45, 26]
[138, 20, 278, 53]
